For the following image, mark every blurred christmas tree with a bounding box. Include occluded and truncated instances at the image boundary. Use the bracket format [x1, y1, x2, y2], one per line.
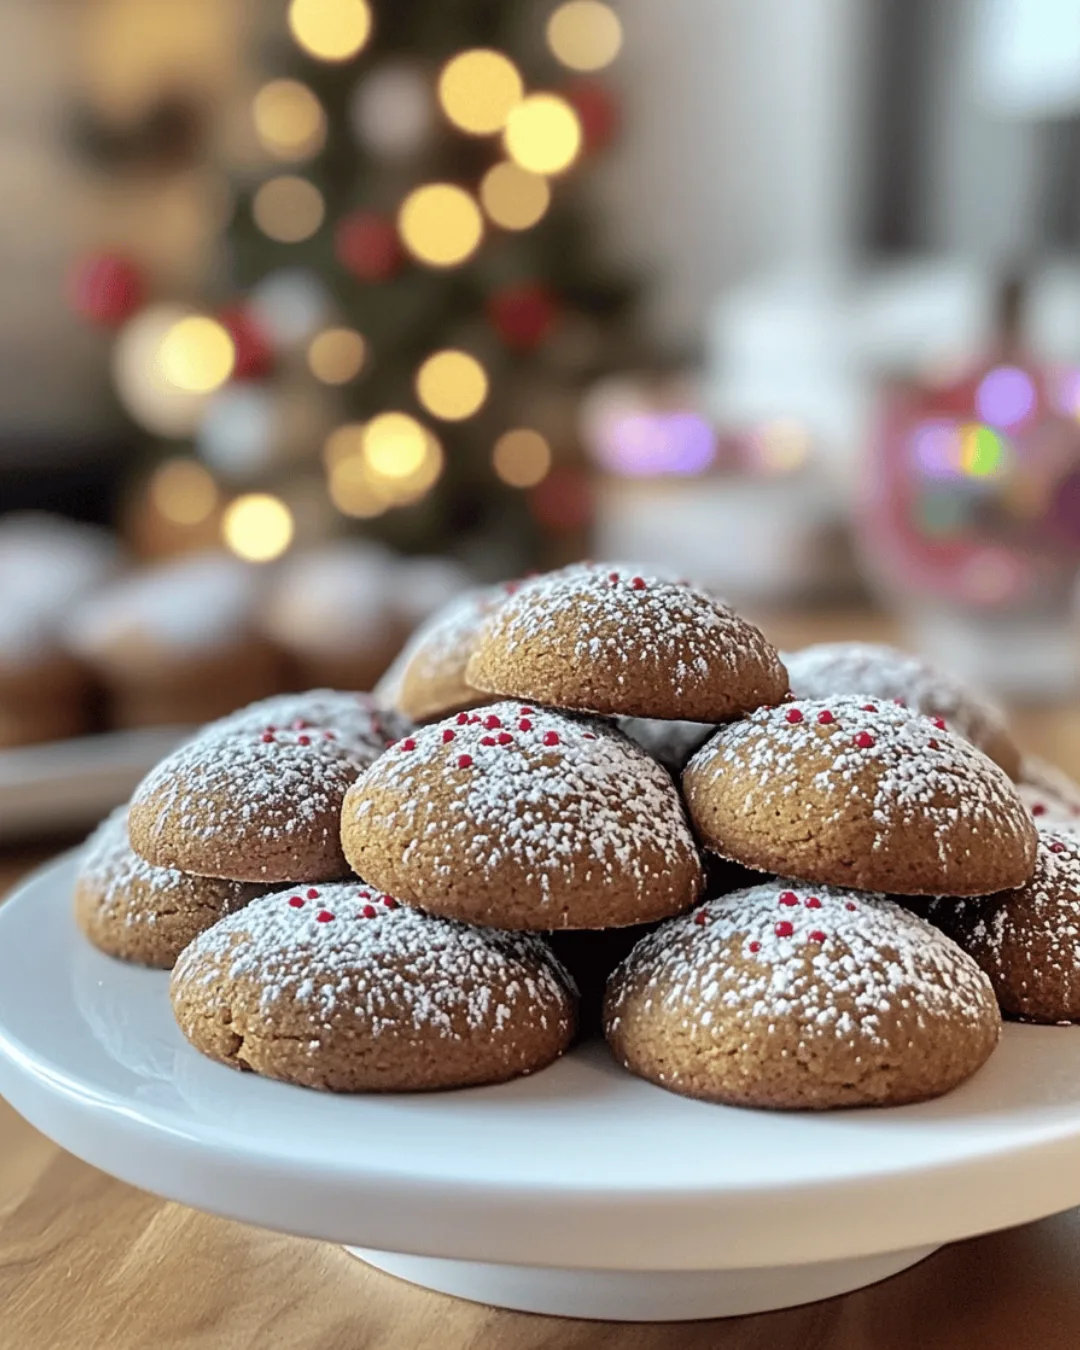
[71, 0, 639, 572]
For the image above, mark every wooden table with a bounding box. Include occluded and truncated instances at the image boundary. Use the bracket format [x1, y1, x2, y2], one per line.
[3, 617, 1080, 1348]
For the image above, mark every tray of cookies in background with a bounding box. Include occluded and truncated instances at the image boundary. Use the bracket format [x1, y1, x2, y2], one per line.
[0, 513, 472, 842]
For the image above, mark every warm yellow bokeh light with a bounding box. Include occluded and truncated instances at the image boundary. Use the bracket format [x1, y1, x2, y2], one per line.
[381, 430, 444, 503]
[493, 428, 552, 487]
[415, 349, 488, 421]
[308, 328, 366, 384]
[328, 454, 387, 518]
[158, 316, 235, 393]
[398, 183, 483, 267]
[149, 458, 219, 526]
[222, 493, 295, 562]
[479, 161, 551, 230]
[288, 0, 372, 62]
[437, 49, 524, 135]
[253, 80, 327, 160]
[322, 422, 365, 469]
[362, 412, 429, 479]
[504, 94, 582, 175]
[546, 0, 623, 71]
[253, 175, 325, 242]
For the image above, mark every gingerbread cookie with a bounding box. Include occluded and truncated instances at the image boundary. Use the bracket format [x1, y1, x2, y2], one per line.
[208, 688, 411, 750]
[784, 641, 1020, 778]
[341, 702, 703, 930]
[171, 882, 576, 1091]
[605, 881, 1001, 1109]
[929, 830, 1080, 1023]
[465, 567, 788, 722]
[76, 808, 261, 967]
[1018, 755, 1080, 834]
[684, 695, 1036, 896]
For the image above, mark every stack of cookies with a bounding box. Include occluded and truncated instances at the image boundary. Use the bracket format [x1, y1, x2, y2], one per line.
[75, 562, 1080, 1111]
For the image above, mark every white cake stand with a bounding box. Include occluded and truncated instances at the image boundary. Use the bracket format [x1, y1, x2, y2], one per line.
[4, 857, 1080, 1322]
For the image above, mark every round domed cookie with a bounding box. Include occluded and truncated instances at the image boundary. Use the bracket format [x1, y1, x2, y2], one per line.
[604, 881, 1001, 1109]
[683, 695, 1037, 896]
[1018, 755, 1080, 834]
[76, 808, 262, 967]
[465, 566, 788, 722]
[928, 830, 1080, 1023]
[341, 702, 704, 930]
[170, 881, 576, 1091]
[207, 687, 411, 750]
[784, 641, 1020, 778]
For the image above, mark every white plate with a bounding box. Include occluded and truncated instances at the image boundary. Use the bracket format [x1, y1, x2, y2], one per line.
[0, 728, 188, 842]
[3, 857, 1080, 1321]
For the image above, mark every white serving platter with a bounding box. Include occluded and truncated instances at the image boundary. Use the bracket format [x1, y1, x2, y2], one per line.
[2, 855, 1080, 1321]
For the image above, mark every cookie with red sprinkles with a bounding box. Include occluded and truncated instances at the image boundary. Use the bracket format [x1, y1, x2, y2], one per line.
[683, 695, 1036, 896]
[928, 830, 1080, 1023]
[784, 641, 1020, 778]
[1017, 755, 1080, 835]
[604, 881, 1001, 1109]
[464, 566, 788, 722]
[75, 807, 262, 968]
[128, 692, 401, 883]
[340, 702, 704, 930]
[170, 881, 576, 1091]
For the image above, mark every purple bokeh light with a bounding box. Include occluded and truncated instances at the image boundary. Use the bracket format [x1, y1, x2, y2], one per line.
[974, 366, 1036, 429]
[910, 419, 960, 479]
[600, 412, 716, 477]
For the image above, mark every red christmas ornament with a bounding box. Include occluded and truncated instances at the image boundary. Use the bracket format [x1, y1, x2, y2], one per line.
[563, 80, 620, 154]
[488, 282, 559, 350]
[528, 465, 594, 534]
[218, 305, 273, 380]
[68, 251, 145, 327]
[335, 210, 403, 282]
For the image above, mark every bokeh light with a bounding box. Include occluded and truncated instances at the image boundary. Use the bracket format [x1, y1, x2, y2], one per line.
[479, 161, 551, 230]
[253, 175, 325, 243]
[546, 1, 623, 71]
[322, 422, 365, 469]
[328, 454, 387, 518]
[974, 366, 1036, 429]
[492, 429, 552, 487]
[149, 458, 219, 526]
[253, 80, 327, 161]
[222, 493, 295, 562]
[437, 50, 523, 135]
[959, 423, 1008, 478]
[415, 349, 488, 420]
[504, 94, 582, 175]
[911, 419, 961, 480]
[362, 412, 429, 479]
[158, 316, 236, 393]
[288, 0, 372, 62]
[307, 328, 366, 384]
[397, 183, 483, 267]
[113, 304, 209, 437]
[599, 412, 715, 476]
[747, 419, 810, 475]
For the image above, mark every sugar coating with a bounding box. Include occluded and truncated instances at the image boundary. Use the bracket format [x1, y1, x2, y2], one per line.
[1019, 755, 1080, 833]
[785, 642, 1009, 753]
[80, 807, 190, 915]
[687, 695, 1028, 861]
[208, 688, 410, 756]
[261, 541, 397, 653]
[476, 566, 780, 697]
[348, 702, 698, 903]
[608, 880, 996, 1042]
[175, 881, 574, 1035]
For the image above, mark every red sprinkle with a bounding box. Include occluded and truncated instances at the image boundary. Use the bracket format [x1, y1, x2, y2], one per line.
[362, 904, 377, 919]
[778, 891, 798, 906]
[519, 707, 534, 715]
[401, 738, 416, 751]
[928, 738, 939, 750]
[543, 731, 560, 746]
[846, 902, 857, 911]
[748, 940, 761, 953]
[307, 889, 319, 899]
[861, 703, 877, 712]
[297, 734, 311, 746]
[893, 698, 906, 707]
[933, 717, 946, 730]
[806, 897, 821, 909]
[583, 732, 597, 739]
[457, 754, 473, 768]
[1032, 803, 1047, 817]
[630, 576, 647, 589]
[481, 736, 496, 746]
[469, 715, 482, 724]
[316, 910, 334, 923]
[785, 708, 804, 724]
[324, 731, 336, 740]
[456, 712, 470, 725]
[518, 718, 533, 731]
[808, 930, 827, 943]
[293, 719, 309, 730]
[288, 897, 304, 908]
[693, 910, 708, 925]
[383, 896, 398, 909]
[817, 709, 834, 724]
[608, 571, 620, 584]
[442, 728, 456, 743]
[775, 921, 794, 938]
[484, 714, 502, 729]
[261, 732, 275, 743]
[854, 730, 875, 749]
[1050, 841, 1066, 853]
[497, 732, 513, 745]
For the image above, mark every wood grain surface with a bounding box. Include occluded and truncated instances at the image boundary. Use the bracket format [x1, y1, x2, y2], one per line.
[3, 613, 1080, 1348]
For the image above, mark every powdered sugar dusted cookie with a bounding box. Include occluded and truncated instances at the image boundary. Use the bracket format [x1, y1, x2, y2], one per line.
[1018, 755, 1080, 834]
[784, 641, 1019, 778]
[76, 808, 261, 967]
[684, 695, 1036, 896]
[341, 702, 703, 930]
[465, 567, 788, 722]
[208, 688, 411, 752]
[928, 831, 1080, 1023]
[605, 881, 1000, 1109]
[171, 881, 576, 1091]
